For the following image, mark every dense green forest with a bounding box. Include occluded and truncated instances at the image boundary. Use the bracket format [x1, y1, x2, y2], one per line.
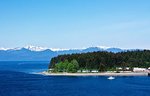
[49, 50, 150, 72]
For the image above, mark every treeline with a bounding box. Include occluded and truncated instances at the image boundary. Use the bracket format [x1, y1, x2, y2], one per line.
[49, 50, 150, 71]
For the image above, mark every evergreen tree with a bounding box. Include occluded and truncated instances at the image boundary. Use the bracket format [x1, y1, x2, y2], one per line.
[50, 50, 150, 71]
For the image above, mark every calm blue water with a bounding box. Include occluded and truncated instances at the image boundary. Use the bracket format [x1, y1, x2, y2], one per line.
[0, 61, 150, 96]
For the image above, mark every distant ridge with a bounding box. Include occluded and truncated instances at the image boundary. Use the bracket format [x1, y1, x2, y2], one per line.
[0, 45, 140, 61]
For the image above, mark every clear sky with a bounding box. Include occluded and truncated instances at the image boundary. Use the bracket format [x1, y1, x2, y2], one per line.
[0, 0, 150, 49]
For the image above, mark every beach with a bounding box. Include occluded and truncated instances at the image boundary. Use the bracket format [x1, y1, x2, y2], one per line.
[40, 71, 148, 76]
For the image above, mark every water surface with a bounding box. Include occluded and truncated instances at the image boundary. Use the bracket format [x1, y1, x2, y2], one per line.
[0, 61, 150, 96]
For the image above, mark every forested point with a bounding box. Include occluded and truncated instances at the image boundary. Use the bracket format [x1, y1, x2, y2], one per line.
[49, 50, 150, 72]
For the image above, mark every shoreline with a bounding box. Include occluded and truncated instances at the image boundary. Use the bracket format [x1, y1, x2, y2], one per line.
[40, 71, 149, 76]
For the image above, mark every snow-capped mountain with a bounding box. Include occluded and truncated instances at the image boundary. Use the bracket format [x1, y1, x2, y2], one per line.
[0, 47, 10, 51]
[24, 45, 47, 51]
[0, 45, 120, 52]
[0, 46, 48, 51]
[0, 45, 128, 61]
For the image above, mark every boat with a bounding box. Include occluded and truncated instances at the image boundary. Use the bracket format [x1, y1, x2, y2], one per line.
[108, 76, 115, 80]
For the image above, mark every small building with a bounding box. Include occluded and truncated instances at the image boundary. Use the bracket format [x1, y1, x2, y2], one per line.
[82, 70, 90, 73]
[116, 67, 131, 71]
[126, 67, 130, 70]
[91, 70, 98, 73]
[116, 67, 122, 71]
[77, 70, 82, 73]
[133, 68, 147, 72]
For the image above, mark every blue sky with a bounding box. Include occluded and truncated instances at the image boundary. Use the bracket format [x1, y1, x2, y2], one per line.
[0, 0, 150, 49]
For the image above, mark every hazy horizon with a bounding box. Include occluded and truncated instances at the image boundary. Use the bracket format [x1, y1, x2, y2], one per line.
[0, 0, 150, 49]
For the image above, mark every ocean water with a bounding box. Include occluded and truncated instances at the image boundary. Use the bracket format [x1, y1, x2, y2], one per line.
[0, 61, 150, 96]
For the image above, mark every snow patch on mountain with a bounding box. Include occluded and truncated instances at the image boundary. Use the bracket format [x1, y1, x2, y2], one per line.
[97, 46, 111, 49]
[0, 47, 10, 51]
[24, 45, 47, 51]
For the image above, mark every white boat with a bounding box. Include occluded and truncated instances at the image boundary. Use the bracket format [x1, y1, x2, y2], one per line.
[108, 76, 115, 80]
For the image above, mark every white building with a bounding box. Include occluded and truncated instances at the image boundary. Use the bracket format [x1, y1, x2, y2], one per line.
[133, 68, 147, 72]
[116, 67, 130, 71]
[116, 67, 122, 70]
[91, 70, 98, 73]
[126, 67, 130, 70]
[82, 70, 90, 73]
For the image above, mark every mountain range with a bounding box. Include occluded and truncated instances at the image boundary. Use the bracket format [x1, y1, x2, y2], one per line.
[0, 45, 132, 61]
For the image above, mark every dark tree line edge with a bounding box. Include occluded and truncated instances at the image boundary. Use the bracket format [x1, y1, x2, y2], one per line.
[49, 50, 150, 72]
